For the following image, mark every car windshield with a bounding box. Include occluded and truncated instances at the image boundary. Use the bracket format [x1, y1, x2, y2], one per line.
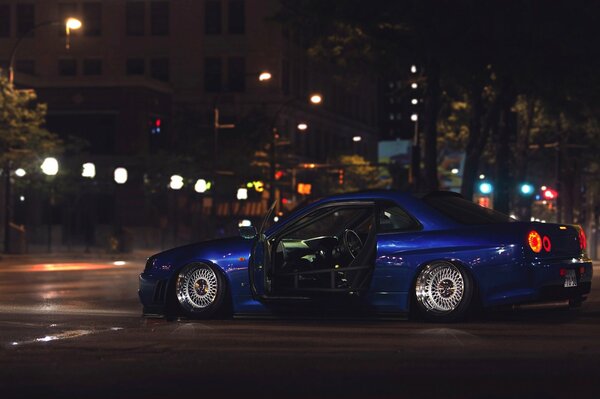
[423, 194, 514, 225]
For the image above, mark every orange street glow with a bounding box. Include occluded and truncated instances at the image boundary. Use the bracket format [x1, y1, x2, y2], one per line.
[25, 263, 120, 272]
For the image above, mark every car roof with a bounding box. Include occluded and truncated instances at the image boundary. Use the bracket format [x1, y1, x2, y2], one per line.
[266, 190, 460, 235]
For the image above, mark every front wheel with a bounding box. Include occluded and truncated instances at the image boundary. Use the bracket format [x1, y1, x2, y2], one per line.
[175, 262, 228, 319]
[413, 261, 473, 322]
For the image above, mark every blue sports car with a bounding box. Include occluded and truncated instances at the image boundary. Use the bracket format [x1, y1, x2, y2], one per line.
[139, 191, 592, 322]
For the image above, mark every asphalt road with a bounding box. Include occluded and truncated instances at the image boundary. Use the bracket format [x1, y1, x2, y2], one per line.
[0, 254, 599, 399]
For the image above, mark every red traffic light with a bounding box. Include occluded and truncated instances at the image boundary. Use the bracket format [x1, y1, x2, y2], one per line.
[542, 188, 558, 200]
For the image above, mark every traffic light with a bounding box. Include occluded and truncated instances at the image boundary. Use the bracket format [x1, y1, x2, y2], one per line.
[543, 188, 558, 200]
[338, 169, 344, 185]
[479, 182, 493, 194]
[150, 118, 162, 135]
[297, 183, 312, 195]
[519, 183, 534, 196]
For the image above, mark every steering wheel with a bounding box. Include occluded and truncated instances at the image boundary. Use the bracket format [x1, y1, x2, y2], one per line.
[343, 229, 363, 259]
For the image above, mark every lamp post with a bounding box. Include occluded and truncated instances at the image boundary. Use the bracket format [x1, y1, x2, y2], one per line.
[2, 18, 80, 253]
[7, 17, 82, 84]
[41, 157, 59, 252]
[268, 93, 323, 208]
[213, 71, 271, 174]
[169, 175, 184, 246]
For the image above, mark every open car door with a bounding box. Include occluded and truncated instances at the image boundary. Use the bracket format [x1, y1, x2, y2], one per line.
[267, 203, 377, 297]
[249, 201, 276, 297]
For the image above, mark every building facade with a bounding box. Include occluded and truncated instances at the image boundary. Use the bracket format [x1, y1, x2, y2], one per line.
[0, 0, 379, 249]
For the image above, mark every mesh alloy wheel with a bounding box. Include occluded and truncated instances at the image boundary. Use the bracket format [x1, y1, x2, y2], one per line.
[175, 263, 226, 318]
[414, 261, 473, 321]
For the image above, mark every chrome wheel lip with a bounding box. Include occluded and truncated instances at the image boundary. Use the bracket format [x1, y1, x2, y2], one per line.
[176, 265, 219, 310]
[415, 262, 465, 314]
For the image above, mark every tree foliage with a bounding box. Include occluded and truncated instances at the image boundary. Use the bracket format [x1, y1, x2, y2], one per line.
[0, 74, 61, 168]
[280, 0, 600, 222]
[315, 154, 388, 196]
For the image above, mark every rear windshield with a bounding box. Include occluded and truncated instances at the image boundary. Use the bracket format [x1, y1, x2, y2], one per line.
[423, 195, 513, 225]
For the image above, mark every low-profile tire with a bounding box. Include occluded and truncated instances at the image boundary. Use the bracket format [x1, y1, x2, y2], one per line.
[413, 261, 473, 322]
[174, 262, 228, 319]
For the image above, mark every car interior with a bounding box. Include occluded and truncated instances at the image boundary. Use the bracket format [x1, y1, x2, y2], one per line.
[269, 205, 377, 294]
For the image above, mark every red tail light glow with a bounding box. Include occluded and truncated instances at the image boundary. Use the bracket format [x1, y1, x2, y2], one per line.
[559, 268, 567, 277]
[542, 236, 552, 252]
[578, 227, 587, 250]
[527, 230, 542, 253]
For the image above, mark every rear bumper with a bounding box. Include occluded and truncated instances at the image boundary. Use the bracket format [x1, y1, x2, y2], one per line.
[484, 257, 593, 307]
[532, 258, 593, 300]
[139, 273, 169, 315]
[538, 282, 591, 301]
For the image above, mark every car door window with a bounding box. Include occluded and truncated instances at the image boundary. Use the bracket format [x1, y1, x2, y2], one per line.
[286, 207, 371, 239]
[378, 205, 420, 233]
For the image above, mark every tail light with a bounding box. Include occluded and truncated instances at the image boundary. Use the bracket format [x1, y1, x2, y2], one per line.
[527, 230, 552, 253]
[527, 230, 542, 253]
[578, 227, 587, 251]
[542, 236, 552, 252]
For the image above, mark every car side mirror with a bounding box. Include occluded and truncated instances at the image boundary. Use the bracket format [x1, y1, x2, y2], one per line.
[239, 226, 257, 240]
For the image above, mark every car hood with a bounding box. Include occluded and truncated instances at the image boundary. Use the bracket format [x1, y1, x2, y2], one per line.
[145, 236, 255, 276]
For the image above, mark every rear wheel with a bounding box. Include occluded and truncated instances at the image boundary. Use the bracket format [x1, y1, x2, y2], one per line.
[175, 262, 227, 319]
[414, 261, 473, 322]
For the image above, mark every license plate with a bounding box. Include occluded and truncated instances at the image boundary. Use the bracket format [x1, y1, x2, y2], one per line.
[564, 269, 577, 288]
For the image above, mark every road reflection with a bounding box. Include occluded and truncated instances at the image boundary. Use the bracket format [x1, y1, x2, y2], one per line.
[3, 262, 128, 273]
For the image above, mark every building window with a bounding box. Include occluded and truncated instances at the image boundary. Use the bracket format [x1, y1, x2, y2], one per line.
[16, 60, 35, 75]
[0, 5, 10, 37]
[126, 58, 145, 75]
[227, 0, 244, 34]
[126, 1, 145, 36]
[16, 4, 35, 37]
[205, 1, 221, 35]
[150, 1, 169, 36]
[58, 59, 77, 76]
[150, 58, 169, 82]
[227, 57, 245, 92]
[58, 3, 77, 36]
[83, 2, 102, 36]
[83, 59, 102, 75]
[204, 57, 222, 92]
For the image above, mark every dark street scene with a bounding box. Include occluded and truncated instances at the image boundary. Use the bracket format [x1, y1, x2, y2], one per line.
[1, 0, 599, 398]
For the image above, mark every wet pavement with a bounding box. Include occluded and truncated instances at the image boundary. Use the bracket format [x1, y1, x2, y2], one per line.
[0, 254, 599, 398]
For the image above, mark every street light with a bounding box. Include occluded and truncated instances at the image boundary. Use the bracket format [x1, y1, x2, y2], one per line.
[41, 157, 59, 253]
[194, 179, 209, 193]
[65, 18, 82, 50]
[41, 157, 59, 176]
[310, 93, 323, 104]
[352, 136, 362, 142]
[269, 93, 323, 207]
[15, 168, 26, 177]
[213, 71, 271, 174]
[169, 175, 184, 190]
[114, 167, 128, 184]
[8, 17, 82, 83]
[259, 71, 272, 81]
[297, 123, 308, 131]
[82, 163, 96, 178]
[237, 188, 248, 200]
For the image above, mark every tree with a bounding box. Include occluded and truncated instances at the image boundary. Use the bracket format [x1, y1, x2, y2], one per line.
[0, 74, 62, 252]
[315, 154, 388, 196]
